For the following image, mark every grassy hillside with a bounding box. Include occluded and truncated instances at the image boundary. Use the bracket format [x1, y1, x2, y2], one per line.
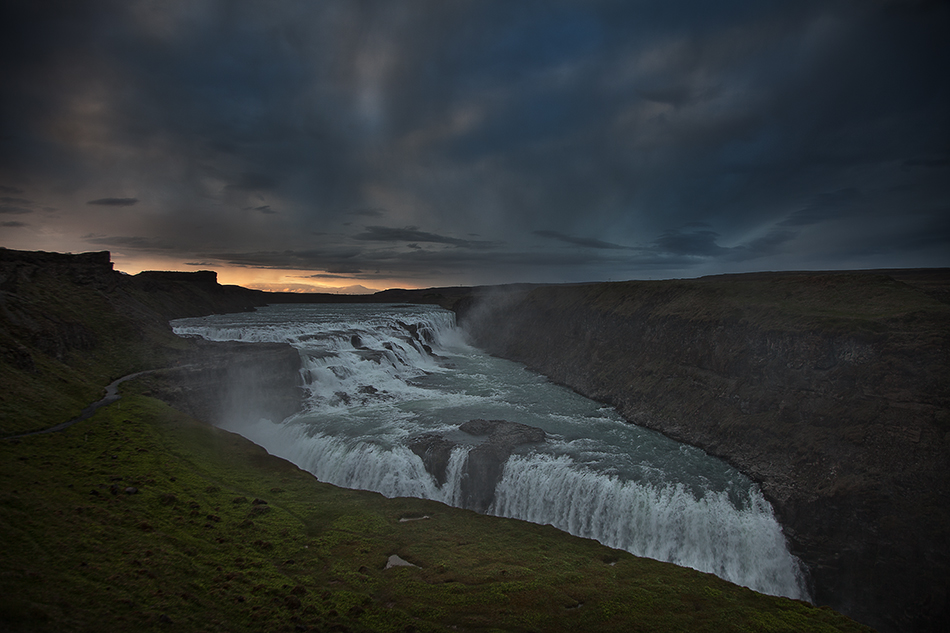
[0, 250, 871, 631]
[1, 390, 871, 632]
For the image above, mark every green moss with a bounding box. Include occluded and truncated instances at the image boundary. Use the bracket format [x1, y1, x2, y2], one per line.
[0, 389, 873, 632]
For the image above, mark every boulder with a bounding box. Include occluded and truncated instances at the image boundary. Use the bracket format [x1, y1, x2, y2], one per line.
[410, 419, 546, 512]
[408, 433, 457, 487]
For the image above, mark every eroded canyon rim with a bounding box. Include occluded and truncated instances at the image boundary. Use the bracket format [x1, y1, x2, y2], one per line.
[452, 272, 950, 633]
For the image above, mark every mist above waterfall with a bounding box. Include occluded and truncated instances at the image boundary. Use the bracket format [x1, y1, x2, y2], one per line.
[172, 303, 807, 600]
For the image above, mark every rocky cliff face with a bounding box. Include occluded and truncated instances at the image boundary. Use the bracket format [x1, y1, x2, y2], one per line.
[460, 271, 950, 633]
[144, 340, 303, 428]
[0, 248, 298, 436]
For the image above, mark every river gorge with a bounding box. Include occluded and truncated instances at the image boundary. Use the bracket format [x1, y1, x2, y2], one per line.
[171, 304, 808, 600]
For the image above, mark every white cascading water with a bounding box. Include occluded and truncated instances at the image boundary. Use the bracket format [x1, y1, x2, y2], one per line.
[172, 303, 807, 600]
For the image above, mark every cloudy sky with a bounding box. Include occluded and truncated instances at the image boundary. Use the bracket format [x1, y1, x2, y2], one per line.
[1, 0, 948, 291]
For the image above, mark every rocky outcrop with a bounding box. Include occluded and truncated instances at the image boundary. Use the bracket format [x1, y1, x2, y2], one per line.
[146, 340, 304, 427]
[409, 419, 547, 512]
[0, 248, 290, 435]
[0, 248, 115, 290]
[459, 272, 950, 633]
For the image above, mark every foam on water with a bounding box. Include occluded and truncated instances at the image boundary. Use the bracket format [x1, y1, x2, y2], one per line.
[172, 303, 808, 600]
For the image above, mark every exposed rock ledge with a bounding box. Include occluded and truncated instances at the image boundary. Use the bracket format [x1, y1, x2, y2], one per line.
[409, 419, 546, 512]
[457, 271, 950, 633]
[146, 340, 304, 427]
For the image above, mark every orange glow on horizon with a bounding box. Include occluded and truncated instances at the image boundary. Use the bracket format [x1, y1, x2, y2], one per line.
[109, 254, 419, 294]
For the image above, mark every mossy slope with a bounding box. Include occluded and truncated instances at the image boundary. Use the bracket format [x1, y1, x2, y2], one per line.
[1, 390, 870, 632]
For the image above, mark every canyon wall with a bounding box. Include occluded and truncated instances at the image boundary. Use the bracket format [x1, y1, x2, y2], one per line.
[458, 271, 950, 633]
[0, 248, 300, 437]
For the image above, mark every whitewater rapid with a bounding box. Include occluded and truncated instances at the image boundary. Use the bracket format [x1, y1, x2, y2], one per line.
[172, 303, 807, 599]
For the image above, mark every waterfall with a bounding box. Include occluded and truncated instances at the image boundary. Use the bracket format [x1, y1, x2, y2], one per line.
[491, 453, 804, 597]
[172, 303, 808, 600]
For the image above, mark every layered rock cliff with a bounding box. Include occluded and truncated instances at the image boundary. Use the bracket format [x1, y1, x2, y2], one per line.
[0, 248, 301, 436]
[142, 340, 303, 428]
[459, 271, 950, 633]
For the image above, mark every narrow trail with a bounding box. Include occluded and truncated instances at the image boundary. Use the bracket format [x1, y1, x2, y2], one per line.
[3, 369, 160, 440]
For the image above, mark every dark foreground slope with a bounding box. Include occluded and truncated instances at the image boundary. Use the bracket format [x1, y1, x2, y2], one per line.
[459, 271, 950, 633]
[0, 249, 871, 632]
[2, 388, 871, 633]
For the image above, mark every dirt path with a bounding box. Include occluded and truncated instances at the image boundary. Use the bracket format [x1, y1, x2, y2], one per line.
[2, 369, 159, 440]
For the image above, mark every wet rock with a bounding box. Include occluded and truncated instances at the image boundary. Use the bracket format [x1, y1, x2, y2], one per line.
[460, 419, 546, 446]
[461, 443, 513, 512]
[410, 419, 546, 512]
[354, 349, 385, 363]
[408, 434, 457, 487]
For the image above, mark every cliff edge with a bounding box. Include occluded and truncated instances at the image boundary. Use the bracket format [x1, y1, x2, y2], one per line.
[460, 270, 950, 633]
[0, 248, 300, 436]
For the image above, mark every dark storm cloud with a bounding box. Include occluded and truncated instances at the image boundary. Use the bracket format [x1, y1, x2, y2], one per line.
[322, 266, 364, 275]
[0, 204, 31, 215]
[903, 157, 950, 169]
[1, 0, 948, 283]
[1, 197, 32, 206]
[533, 230, 631, 250]
[225, 174, 278, 192]
[0, 194, 39, 215]
[779, 189, 863, 228]
[87, 197, 139, 207]
[348, 208, 387, 218]
[84, 235, 176, 251]
[2, 221, 27, 227]
[352, 226, 499, 250]
[650, 224, 798, 264]
[245, 205, 276, 214]
[654, 226, 728, 258]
